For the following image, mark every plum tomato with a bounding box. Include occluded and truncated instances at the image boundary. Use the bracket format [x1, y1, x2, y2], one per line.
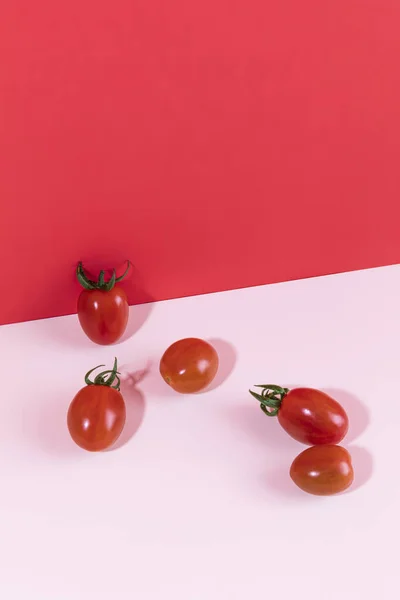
[249, 385, 349, 445]
[290, 445, 354, 495]
[76, 261, 130, 345]
[67, 358, 126, 451]
[160, 338, 219, 393]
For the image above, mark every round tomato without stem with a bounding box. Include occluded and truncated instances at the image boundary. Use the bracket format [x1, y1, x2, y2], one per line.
[67, 358, 126, 451]
[290, 445, 354, 495]
[249, 385, 349, 445]
[160, 338, 219, 393]
[76, 261, 130, 345]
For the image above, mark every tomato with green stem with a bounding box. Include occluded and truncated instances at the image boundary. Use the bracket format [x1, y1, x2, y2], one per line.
[76, 261, 130, 345]
[249, 385, 348, 445]
[67, 358, 126, 451]
[290, 445, 354, 495]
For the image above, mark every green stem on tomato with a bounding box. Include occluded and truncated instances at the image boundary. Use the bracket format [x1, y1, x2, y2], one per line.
[249, 384, 289, 417]
[84, 358, 121, 391]
[76, 260, 130, 291]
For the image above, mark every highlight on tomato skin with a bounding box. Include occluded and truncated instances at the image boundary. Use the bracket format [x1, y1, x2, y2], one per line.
[67, 358, 126, 452]
[160, 338, 219, 394]
[76, 261, 130, 345]
[290, 445, 354, 496]
[249, 385, 349, 445]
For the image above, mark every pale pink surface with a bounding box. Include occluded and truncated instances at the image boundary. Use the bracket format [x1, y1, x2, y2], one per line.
[0, 266, 398, 599]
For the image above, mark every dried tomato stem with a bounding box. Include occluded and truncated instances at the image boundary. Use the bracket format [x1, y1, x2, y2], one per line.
[76, 260, 130, 291]
[249, 384, 289, 417]
[84, 358, 121, 391]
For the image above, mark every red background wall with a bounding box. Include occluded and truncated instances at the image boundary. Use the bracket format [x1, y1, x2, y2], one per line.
[1, 1, 400, 325]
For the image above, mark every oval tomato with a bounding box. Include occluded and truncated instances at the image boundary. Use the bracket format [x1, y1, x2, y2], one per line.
[160, 338, 219, 393]
[78, 287, 128, 345]
[67, 358, 126, 451]
[249, 385, 348, 445]
[290, 445, 354, 495]
[76, 261, 130, 345]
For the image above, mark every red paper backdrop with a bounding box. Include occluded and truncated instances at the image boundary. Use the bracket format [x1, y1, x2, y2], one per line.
[1, 1, 400, 325]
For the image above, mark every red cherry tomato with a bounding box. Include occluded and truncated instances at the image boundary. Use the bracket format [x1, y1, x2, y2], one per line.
[76, 261, 130, 345]
[290, 445, 354, 495]
[249, 385, 348, 445]
[67, 359, 126, 451]
[160, 338, 219, 393]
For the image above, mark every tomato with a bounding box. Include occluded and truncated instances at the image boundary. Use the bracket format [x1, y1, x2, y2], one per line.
[67, 358, 126, 451]
[249, 385, 348, 445]
[76, 261, 130, 345]
[160, 338, 219, 393]
[77, 287, 129, 345]
[290, 445, 354, 495]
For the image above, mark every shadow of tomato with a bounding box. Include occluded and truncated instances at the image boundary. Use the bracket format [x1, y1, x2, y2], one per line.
[107, 380, 146, 451]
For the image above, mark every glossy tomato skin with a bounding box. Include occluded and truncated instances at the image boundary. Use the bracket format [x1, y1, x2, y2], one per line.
[160, 338, 219, 393]
[67, 385, 126, 451]
[278, 388, 348, 445]
[290, 445, 354, 495]
[77, 286, 129, 345]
